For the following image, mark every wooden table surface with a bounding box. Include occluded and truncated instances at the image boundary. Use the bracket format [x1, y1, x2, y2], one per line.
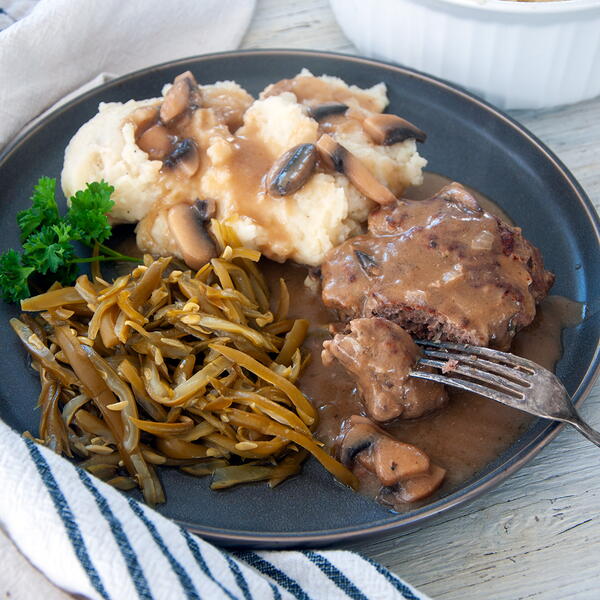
[242, 2, 600, 599]
[1, 2, 598, 599]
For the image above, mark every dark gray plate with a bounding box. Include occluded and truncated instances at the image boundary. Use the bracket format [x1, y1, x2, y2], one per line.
[1, 50, 599, 548]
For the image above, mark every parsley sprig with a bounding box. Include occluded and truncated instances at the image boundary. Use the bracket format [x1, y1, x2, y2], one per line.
[0, 177, 140, 302]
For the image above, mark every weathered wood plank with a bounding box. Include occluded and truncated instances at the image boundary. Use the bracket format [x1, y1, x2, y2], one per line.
[242, 0, 354, 53]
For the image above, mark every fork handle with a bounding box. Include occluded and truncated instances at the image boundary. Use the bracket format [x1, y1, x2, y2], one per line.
[561, 412, 600, 448]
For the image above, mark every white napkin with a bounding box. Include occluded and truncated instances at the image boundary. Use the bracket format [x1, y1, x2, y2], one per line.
[0, 0, 256, 149]
[0, 2, 430, 598]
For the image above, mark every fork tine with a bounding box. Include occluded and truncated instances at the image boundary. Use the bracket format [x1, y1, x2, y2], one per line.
[415, 339, 536, 372]
[417, 358, 527, 396]
[415, 341, 600, 449]
[421, 349, 533, 384]
[410, 369, 522, 405]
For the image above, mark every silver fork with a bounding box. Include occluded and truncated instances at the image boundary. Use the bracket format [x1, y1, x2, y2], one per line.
[410, 339, 600, 448]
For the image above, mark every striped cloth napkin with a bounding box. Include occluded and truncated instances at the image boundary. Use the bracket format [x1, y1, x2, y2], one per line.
[0, 420, 426, 600]
[0, 1, 430, 599]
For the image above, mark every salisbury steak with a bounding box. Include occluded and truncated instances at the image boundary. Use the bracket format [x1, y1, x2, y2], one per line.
[322, 318, 448, 421]
[321, 183, 554, 350]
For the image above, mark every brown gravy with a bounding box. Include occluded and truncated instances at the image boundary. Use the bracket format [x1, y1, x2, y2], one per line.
[261, 172, 583, 512]
[263, 76, 382, 113]
[321, 180, 554, 351]
[226, 134, 285, 244]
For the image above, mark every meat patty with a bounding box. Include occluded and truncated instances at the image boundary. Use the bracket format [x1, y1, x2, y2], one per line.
[322, 317, 448, 421]
[321, 183, 555, 350]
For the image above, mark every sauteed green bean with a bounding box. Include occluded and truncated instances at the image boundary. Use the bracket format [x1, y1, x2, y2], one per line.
[13, 220, 358, 504]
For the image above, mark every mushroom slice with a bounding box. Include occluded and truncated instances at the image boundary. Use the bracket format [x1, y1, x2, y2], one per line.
[266, 143, 317, 197]
[132, 105, 160, 137]
[353, 249, 379, 277]
[316, 134, 396, 205]
[363, 114, 427, 145]
[338, 416, 378, 466]
[339, 416, 430, 486]
[160, 71, 202, 124]
[137, 124, 174, 161]
[308, 102, 348, 121]
[167, 201, 217, 270]
[173, 71, 202, 107]
[191, 197, 216, 222]
[394, 464, 446, 503]
[358, 436, 430, 487]
[163, 138, 200, 177]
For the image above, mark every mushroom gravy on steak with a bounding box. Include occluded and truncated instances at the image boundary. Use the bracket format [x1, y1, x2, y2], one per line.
[322, 317, 447, 422]
[321, 182, 555, 350]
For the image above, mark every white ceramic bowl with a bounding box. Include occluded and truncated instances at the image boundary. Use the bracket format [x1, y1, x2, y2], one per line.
[329, 0, 600, 110]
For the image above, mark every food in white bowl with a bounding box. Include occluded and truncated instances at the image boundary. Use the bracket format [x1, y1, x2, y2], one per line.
[329, 0, 600, 109]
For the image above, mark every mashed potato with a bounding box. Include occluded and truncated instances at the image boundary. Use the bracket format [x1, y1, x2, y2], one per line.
[201, 92, 385, 264]
[62, 98, 164, 224]
[61, 71, 427, 267]
[261, 68, 389, 113]
[61, 80, 253, 225]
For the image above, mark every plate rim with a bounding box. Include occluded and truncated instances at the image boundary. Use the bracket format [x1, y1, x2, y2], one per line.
[1, 48, 599, 547]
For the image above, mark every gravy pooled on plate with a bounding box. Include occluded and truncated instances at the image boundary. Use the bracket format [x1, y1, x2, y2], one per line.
[264, 255, 577, 512]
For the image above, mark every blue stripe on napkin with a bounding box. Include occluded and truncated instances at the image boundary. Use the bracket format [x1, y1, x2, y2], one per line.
[23, 438, 109, 600]
[180, 529, 240, 600]
[127, 498, 202, 600]
[302, 551, 369, 600]
[234, 551, 310, 600]
[220, 549, 254, 600]
[77, 470, 153, 600]
[363, 556, 422, 600]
